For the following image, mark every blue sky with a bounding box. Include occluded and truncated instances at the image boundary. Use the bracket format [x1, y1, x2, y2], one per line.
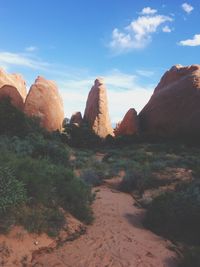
[0, 0, 200, 122]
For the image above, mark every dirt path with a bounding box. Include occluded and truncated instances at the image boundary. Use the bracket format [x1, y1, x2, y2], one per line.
[32, 180, 177, 267]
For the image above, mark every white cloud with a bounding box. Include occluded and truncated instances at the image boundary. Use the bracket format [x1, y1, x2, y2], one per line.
[178, 34, 200, 46]
[182, 3, 194, 14]
[141, 7, 157, 15]
[25, 46, 38, 52]
[0, 51, 49, 70]
[162, 25, 172, 33]
[136, 69, 155, 77]
[109, 12, 173, 53]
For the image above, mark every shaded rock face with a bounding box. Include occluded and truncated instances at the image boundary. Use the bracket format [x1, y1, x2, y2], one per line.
[0, 85, 24, 110]
[115, 108, 138, 136]
[84, 78, 113, 138]
[0, 69, 27, 110]
[24, 76, 64, 131]
[70, 112, 83, 126]
[139, 64, 200, 138]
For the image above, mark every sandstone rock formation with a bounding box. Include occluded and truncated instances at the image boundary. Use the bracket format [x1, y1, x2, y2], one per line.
[70, 112, 83, 126]
[0, 85, 24, 110]
[115, 108, 138, 136]
[139, 64, 200, 139]
[24, 76, 64, 131]
[84, 78, 113, 138]
[0, 68, 27, 110]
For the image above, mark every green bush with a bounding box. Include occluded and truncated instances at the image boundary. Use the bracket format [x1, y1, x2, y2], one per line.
[0, 149, 93, 225]
[119, 168, 156, 194]
[144, 183, 200, 245]
[80, 169, 103, 186]
[0, 98, 43, 137]
[0, 167, 26, 213]
[64, 122, 102, 148]
[15, 206, 65, 237]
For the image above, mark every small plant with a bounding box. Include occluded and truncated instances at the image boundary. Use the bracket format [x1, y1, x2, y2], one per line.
[16, 206, 65, 237]
[119, 168, 156, 194]
[144, 182, 200, 245]
[80, 169, 102, 186]
[0, 167, 26, 213]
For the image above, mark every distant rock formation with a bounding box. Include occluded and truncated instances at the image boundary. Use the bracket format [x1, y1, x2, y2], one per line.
[115, 108, 138, 136]
[70, 112, 83, 126]
[139, 64, 200, 138]
[84, 78, 113, 138]
[24, 76, 64, 131]
[0, 68, 27, 110]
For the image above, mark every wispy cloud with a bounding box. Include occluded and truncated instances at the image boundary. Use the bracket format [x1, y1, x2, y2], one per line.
[140, 7, 157, 15]
[0, 51, 49, 70]
[162, 25, 172, 33]
[109, 8, 173, 54]
[178, 34, 200, 46]
[136, 69, 155, 77]
[25, 46, 38, 52]
[181, 2, 194, 14]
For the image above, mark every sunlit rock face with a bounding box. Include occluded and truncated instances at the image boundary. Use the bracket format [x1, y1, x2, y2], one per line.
[0, 68, 27, 110]
[24, 76, 64, 131]
[84, 78, 113, 138]
[114, 108, 139, 136]
[139, 64, 200, 139]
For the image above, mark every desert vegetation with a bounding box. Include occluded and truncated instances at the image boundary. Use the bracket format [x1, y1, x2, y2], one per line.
[1, 100, 200, 266]
[0, 99, 93, 237]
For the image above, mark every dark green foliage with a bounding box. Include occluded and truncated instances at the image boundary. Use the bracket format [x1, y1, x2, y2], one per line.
[0, 152, 93, 224]
[0, 167, 26, 213]
[119, 169, 157, 194]
[0, 134, 70, 166]
[57, 176, 94, 223]
[80, 169, 103, 186]
[64, 123, 102, 148]
[0, 99, 93, 235]
[144, 183, 200, 245]
[15, 206, 65, 237]
[0, 98, 43, 137]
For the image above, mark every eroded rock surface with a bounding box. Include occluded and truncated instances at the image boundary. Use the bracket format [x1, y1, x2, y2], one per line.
[84, 78, 113, 138]
[115, 108, 138, 136]
[0, 69, 27, 110]
[24, 76, 64, 131]
[139, 64, 200, 138]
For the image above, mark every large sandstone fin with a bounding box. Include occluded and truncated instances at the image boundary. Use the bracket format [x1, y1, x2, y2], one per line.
[139, 64, 200, 139]
[24, 76, 64, 132]
[84, 78, 113, 138]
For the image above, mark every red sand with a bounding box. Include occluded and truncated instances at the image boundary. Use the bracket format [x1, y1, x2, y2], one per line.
[32, 180, 177, 267]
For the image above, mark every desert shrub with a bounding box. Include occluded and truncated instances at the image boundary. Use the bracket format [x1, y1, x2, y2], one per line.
[64, 123, 102, 148]
[0, 98, 43, 137]
[0, 134, 70, 166]
[119, 169, 155, 193]
[0, 167, 26, 213]
[0, 152, 93, 225]
[144, 182, 200, 245]
[15, 206, 65, 237]
[80, 169, 103, 186]
[55, 175, 94, 223]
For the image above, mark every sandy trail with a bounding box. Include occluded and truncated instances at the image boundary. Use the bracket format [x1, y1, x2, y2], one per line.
[32, 179, 177, 267]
